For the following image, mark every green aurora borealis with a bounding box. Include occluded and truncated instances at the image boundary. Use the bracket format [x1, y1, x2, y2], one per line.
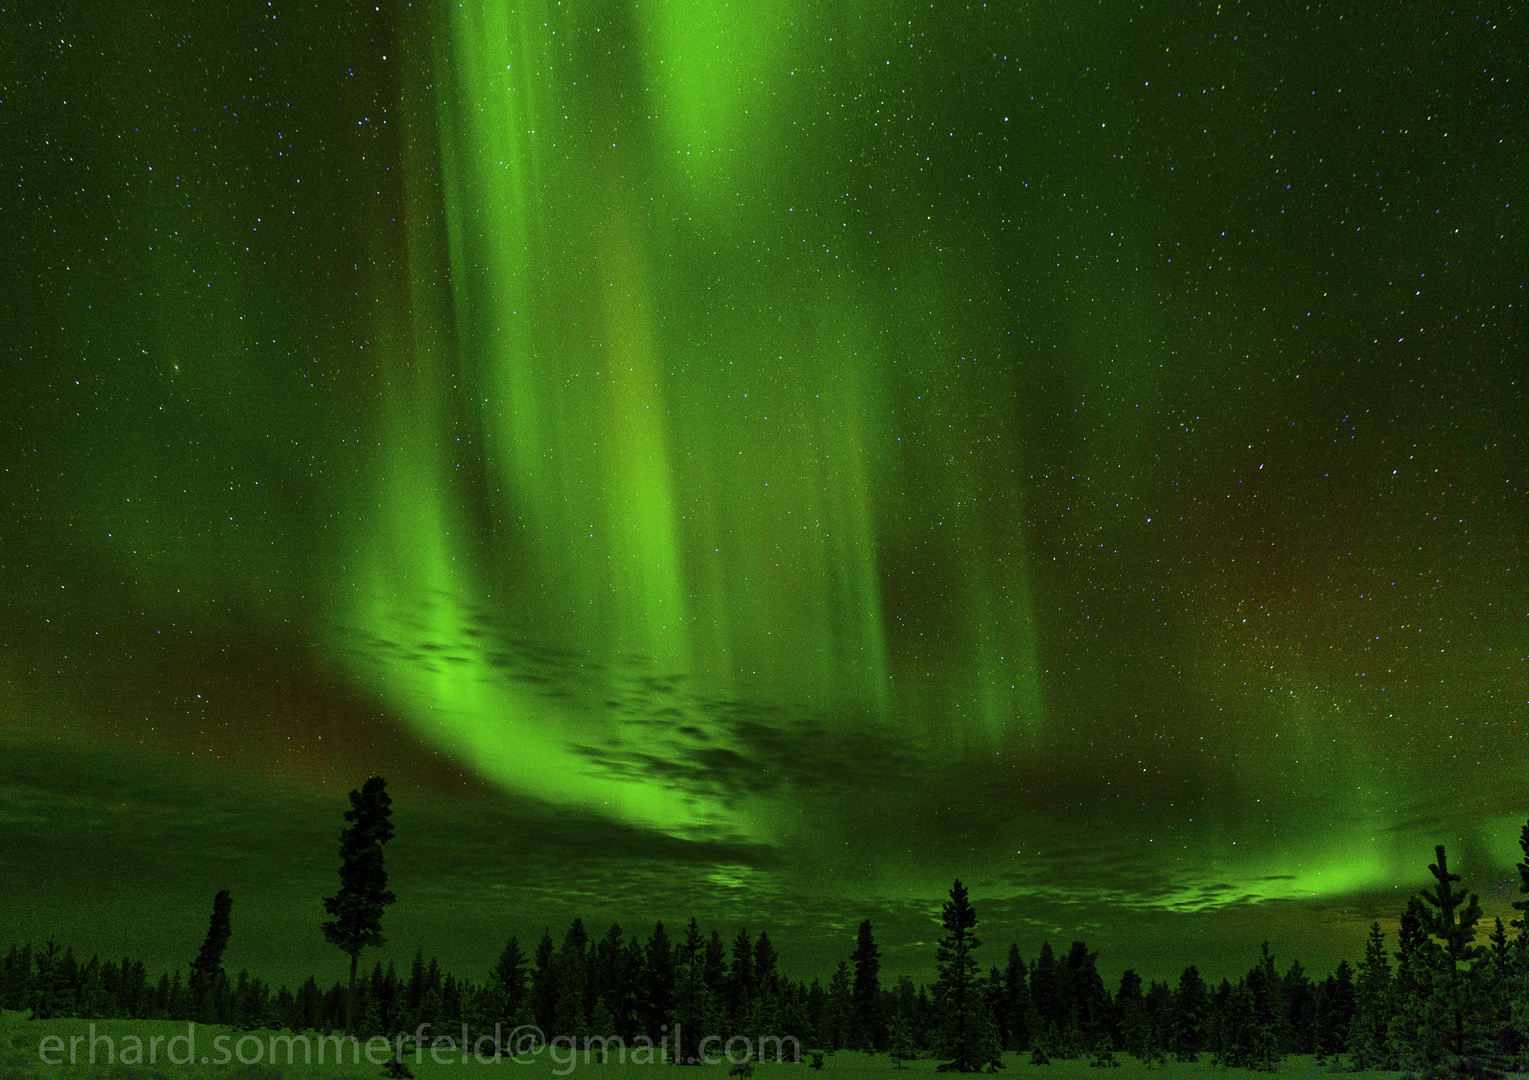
[1, 0, 1525, 991]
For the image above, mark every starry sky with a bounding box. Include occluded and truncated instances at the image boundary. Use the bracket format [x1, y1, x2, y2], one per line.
[1, 0, 1524, 995]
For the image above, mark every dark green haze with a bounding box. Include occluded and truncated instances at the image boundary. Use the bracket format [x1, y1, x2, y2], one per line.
[1, 0, 1524, 991]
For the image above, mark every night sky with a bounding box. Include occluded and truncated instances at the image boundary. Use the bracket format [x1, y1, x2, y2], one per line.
[1, 0, 1524, 997]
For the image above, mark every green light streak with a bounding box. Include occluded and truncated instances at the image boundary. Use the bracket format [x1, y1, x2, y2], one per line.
[320, 0, 1048, 838]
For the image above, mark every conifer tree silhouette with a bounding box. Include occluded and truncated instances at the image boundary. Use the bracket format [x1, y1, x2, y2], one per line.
[321, 776, 396, 1035]
[851, 920, 884, 1050]
[494, 936, 529, 1017]
[1414, 844, 1488, 1071]
[190, 890, 233, 1000]
[932, 880, 1002, 1072]
[728, 929, 754, 1025]
[1172, 966, 1210, 1061]
[1000, 945, 1034, 1052]
[1348, 922, 1394, 1069]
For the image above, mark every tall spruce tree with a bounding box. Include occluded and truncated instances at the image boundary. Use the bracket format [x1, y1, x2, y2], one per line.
[595, 924, 634, 1036]
[1062, 942, 1110, 1050]
[1388, 906, 1439, 1069]
[321, 776, 396, 1035]
[642, 922, 675, 1041]
[851, 920, 884, 1050]
[531, 931, 558, 1032]
[673, 919, 720, 1063]
[556, 918, 591, 1037]
[29, 938, 69, 1020]
[404, 950, 427, 1028]
[190, 890, 234, 1000]
[1281, 959, 1315, 1055]
[1312, 962, 1356, 1059]
[1173, 966, 1210, 1061]
[754, 931, 779, 994]
[1414, 844, 1490, 1070]
[1245, 943, 1287, 1070]
[704, 931, 729, 1002]
[1142, 980, 1174, 1064]
[1030, 942, 1061, 1051]
[824, 959, 852, 1050]
[494, 937, 529, 1018]
[891, 1008, 917, 1068]
[1001, 945, 1035, 1052]
[728, 929, 754, 1025]
[1116, 970, 1147, 1059]
[1348, 923, 1394, 1069]
[931, 880, 1002, 1072]
[1215, 981, 1259, 1068]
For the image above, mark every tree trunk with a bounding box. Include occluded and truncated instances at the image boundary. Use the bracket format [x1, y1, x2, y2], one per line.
[348, 951, 359, 1035]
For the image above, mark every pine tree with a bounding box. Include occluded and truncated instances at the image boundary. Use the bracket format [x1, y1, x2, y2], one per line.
[321, 775, 396, 1035]
[1479, 920, 1518, 1070]
[1001, 945, 1036, 1052]
[1062, 942, 1110, 1050]
[1172, 966, 1210, 1061]
[1216, 982, 1259, 1068]
[1349, 922, 1395, 1070]
[467, 974, 506, 1049]
[673, 937, 721, 1064]
[1389, 904, 1444, 1070]
[556, 918, 591, 1036]
[851, 920, 884, 1050]
[231, 968, 256, 1030]
[931, 880, 1003, 1072]
[704, 931, 729, 1003]
[445, 973, 464, 1030]
[1312, 961, 1356, 1058]
[495, 937, 529, 1018]
[531, 931, 558, 1033]
[621, 934, 647, 1037]
[1509, 819, 1529, 1068]
[420, 985, 444, 1036]
[1334, 961, 1358, 1047]
[2, 944, 34, 1012]
[745, 979, 782, 1041]
[1415, 844, 1491, 1071]
[824, 960, 852, 1050]
[213, 970, 235, 1025]
[59, 945, 80, 1012]
[377, 961, 399, 1032]
[404, 951, 426, 1019]
[777, 980, 813, 1050]
[642, 921, 675, 1041]
[30, 938, 69, 1020]
[754, 931, 780, 997]
[1141, 981, 1173, 1065]
[589, 996, 616, 1059]
[729, 929, 755, 1026]
[1030, 942, 1061, 1052]
[1115, 970, 1147, 1059]
[1244, 944, 1287, 1070]
[190, 890, 234, 1005]
[891, 1009, 917, 1068]
[805, 977, 827, 1048]
[1281, 959, 1315, 1054]
[594, 924, 635, 1037]
[677, 919, 702, 974]
[1089, 1032, 1121, 1069]
[360, 992, 383, 1039]
[77, 962, 108, 1019]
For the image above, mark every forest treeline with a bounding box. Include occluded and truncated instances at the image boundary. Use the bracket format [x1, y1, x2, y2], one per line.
[3, 788, 1525, 1076]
